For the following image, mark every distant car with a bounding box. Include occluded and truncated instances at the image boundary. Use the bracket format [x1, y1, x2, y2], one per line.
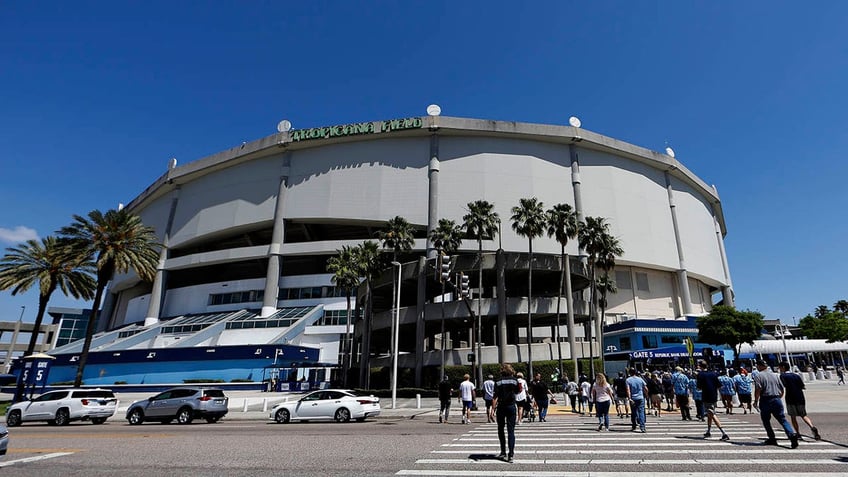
[126, 387, 228, 425]
[5, 389, 117, 426]
[269, 389, 380, 423]
[0, 424, 8, 457]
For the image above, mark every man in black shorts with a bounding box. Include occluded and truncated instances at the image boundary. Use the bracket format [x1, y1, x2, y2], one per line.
[493, 363, 520, 463]
[613, 371, 630, 418]
[779, 362, 820, 440]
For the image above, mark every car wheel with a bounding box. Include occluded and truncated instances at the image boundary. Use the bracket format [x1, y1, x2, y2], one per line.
[334, 407, 351, 423]
[55, 408, 70, 426]
[176, 407, 194, 424]
[275, 409, 290, 424]
[128, 408, 145, 425]
[6, 410, 22, 427]
[205, 416, 220, 424]
[91, 417, 107, 425]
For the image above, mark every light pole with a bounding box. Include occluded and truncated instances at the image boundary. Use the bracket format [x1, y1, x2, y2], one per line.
[775, 323, 793, 371]
[391, 261, 402, 409]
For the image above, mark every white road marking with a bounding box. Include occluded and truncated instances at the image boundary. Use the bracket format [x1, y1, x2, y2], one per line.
[415, 458, 847, 465]
[399, 472, 848, 477]
[0, 452, 75, 467]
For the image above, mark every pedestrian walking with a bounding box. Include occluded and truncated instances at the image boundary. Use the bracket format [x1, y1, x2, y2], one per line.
[753, 359, 799, 448]
[696, 360, 730, 441]
[530, 373, 554, 422]
[672, 366, 692, 420]
[647, 373, 663, 417]
[493, 363, 520, 463]
[592, 372, 615, 431]
[438, 375, 453, 423]
[566, 379, 579, 413]
[483, 374, 496, 423]
[837, 366, 845, 385]
[779, 362, 821, 441]
[580, 378, 592, 415]
[515, 372, 529, 424]
[719, 370, 736, 414]
[689, 371, 705, 421]
[458, 374, 476, 424]
[662, 372, 675, 411]
[733, 368, 754, 414]
[626, 368, 648, 433]
[613, 371, 630, 418]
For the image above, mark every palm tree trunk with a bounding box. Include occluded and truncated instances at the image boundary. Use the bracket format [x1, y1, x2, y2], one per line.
[14, 292, 52, 401]
[555, 248, 564, 378]
[344, 291, 352, 387]
[564, 252, 578, 381]
[74, 281, 106, 387]
[587, 263, 596, 380]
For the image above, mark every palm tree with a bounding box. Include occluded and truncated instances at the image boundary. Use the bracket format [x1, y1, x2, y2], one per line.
[578, 216, 612, 378]
[510, 197, 546, 378]
[58, 209, 160, 387]
[0, 236, 96, 401]
[326, 245, 361, 387]
[595, 233, 623, 362]
[546, 203, 579, 380]
[462, 200, 499, 386]
[376, 216, 414, 387]
[595, 273, 618, 370]
[834, 300, 848, 314]
[352, 240, 382, 388]
[428, 218, 464, 377]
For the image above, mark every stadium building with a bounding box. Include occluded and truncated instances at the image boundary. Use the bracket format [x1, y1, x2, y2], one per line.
[39, 114, 734, 387]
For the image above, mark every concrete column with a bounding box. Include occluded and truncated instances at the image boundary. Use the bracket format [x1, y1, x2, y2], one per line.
[665, 172, 693, 316]
[496, 249, 507, 362]
[569, 145, 586, 253]
[262, 154, 291, 317]
[414, 257, 426, 386]
[426, 134, 440, 259]
[564, 254, 578, 379]
[144, 186, 180, 326]
[711, 192, 735, 307]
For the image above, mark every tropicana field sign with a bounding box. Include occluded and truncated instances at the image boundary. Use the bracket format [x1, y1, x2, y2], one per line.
[289, 117, 423, 142]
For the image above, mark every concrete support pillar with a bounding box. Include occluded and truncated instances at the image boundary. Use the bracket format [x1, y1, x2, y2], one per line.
[262, 155, 291, 317]
[665, 172, 693, 316]
[496, 249, 508, 362]
[426, 134, 439, 259]
[145, 187, 180, 326]
[711, 193, 735, 308]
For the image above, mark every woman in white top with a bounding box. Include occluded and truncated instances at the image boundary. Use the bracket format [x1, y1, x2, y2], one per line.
[515, 372, 528, 424]
[592, 373, 616, 431]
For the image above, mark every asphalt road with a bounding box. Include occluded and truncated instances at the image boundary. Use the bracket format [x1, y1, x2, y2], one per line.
[3, 409, 848, 476]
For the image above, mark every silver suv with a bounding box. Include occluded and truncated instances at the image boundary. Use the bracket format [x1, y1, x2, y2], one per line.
[5, 388, 117, 426]
[126, 387, 228, 425]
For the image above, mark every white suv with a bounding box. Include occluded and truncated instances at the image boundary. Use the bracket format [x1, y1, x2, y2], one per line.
[5, 388, 118, 426]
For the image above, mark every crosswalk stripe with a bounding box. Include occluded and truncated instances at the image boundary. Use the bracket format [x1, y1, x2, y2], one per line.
[432, 448, 845, 454]
[399, 472, 846, 477]
[415, 458, 847, 465]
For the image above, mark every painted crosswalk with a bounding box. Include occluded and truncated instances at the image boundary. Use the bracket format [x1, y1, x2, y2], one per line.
[396, 414, 848, 476]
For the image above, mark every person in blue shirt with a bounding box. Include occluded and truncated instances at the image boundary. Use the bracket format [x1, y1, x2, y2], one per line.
[672, 367, 692, 421]
[733, 369, 754, 414]
[718, 371, 736, 414]
[697, 360, 730, 441]
[625, 368, 649, 433]
[689, 372, 704, 421]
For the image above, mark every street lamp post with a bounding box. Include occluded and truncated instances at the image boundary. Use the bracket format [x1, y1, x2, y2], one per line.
[776, 323, 793, 371]
[391, 261, 402, 409]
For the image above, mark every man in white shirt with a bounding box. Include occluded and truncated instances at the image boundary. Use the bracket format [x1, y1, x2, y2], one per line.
[459, 374, 476, 424]
[483, 374, 496, 423]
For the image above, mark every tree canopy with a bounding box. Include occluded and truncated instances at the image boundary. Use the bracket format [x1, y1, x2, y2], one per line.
[799, 301, 848, 342]
[696, 305, 764, 357]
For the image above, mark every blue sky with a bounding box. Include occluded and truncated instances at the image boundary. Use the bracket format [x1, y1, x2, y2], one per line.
[1, 2, 846, 325]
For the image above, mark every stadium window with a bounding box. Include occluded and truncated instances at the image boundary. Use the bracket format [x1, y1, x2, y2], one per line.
[619, 337, 631, 351]
[642, 335, 657, 348]
[615, 271, 632, 290]
[635, 272, 650, 292]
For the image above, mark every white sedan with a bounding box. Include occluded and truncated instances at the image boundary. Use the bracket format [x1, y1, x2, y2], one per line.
[0, 424, 8, 457]
[269, 389, 380, 423]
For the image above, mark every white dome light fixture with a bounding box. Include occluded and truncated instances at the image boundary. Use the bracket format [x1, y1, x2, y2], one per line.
[277, 119, 292, 133]
[426, 104, 442, 116]
[568, 116, 582, 128]
[665, 146, 676, 158]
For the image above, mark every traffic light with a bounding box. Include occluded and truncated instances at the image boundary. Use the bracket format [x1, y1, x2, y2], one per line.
[459, 273, 470, 297]
[439, 254, 451, 283]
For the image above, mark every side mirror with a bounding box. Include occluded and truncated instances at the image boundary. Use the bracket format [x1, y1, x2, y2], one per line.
[148, 397, 155, 402]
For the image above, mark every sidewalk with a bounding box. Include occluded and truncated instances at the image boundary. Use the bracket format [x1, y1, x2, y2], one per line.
[3, 378, 847, 422]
